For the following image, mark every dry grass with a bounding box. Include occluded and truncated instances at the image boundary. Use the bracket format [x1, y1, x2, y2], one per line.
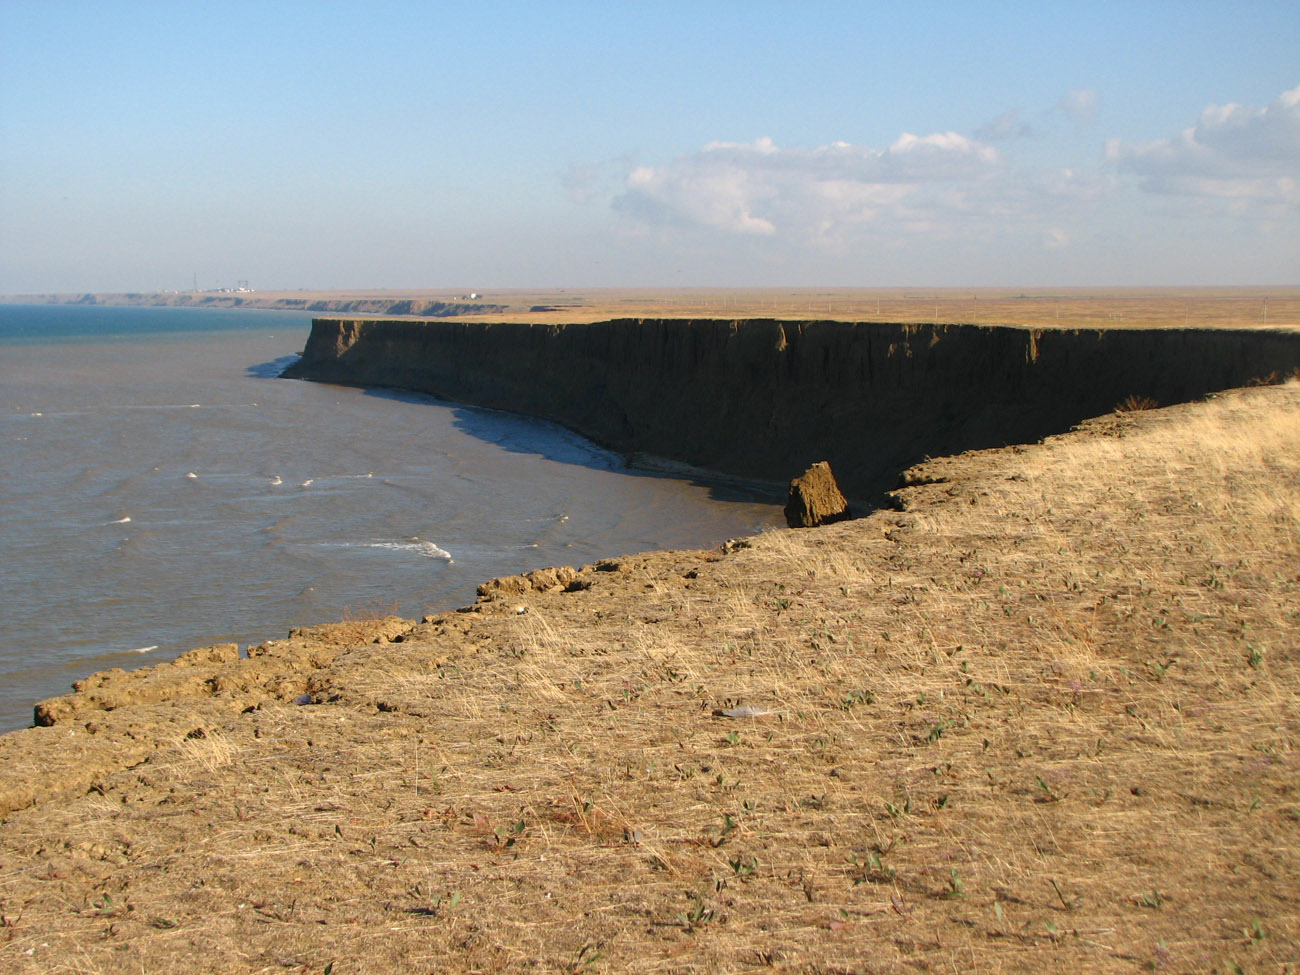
[0, 383, 1297, 974]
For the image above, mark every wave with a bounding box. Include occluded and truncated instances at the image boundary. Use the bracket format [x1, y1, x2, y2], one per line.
[73, 644, 162, 668]
[295, 473, 374, 487]
[363, 538, 453, 562]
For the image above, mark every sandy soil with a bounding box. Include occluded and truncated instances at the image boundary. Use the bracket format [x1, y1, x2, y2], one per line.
[1, 375, 1296, 974]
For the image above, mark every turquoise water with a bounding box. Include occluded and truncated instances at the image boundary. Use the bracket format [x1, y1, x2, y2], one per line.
[0, 305, 781, 732]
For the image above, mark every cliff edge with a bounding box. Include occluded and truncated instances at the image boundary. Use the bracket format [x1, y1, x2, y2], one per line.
[281, 318, 1300, 498]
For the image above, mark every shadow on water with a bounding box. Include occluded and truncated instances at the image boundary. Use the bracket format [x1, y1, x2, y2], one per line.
[248, 354, 302, 379]
[444, 400, 781, 504]
[400, 386, 781, 506]
[267, 363, 782, 506]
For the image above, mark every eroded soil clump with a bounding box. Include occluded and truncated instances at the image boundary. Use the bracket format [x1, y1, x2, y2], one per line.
[1, 383, 1297, 974]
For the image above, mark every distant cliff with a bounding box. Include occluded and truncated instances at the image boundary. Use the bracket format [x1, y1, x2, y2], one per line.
[282, 318, 1300, 498]
[3, 292, 506, 317]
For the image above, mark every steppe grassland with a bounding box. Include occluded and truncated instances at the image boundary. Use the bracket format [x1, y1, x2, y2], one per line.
[494, 286, 1300, 329]
[1, 380, 1297, 971]
[265, 379, 1298, 972]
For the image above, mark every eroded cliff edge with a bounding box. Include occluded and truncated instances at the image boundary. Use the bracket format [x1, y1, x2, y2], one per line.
[281, 318, 1300, 498]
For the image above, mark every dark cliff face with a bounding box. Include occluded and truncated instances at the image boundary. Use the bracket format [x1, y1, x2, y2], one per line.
[281, 319, 1300, 498]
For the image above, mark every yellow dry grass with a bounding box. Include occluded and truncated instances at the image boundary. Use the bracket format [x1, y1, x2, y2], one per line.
[0, 382, 1296, 974]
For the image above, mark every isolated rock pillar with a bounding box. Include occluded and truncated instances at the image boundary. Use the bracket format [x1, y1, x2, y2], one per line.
[784, 461, 851, 528]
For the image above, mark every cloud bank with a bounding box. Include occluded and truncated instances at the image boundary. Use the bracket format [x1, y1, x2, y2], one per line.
[613, 128, 1096, 250]
[1106, 84, 1300, 207]
[609, 83, 1298, 260]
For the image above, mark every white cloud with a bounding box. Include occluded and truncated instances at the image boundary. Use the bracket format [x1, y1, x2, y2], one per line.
[1106, 83, 1300, 206]
[974, 107, 1036, 142]
[592, 83, 1298, 284]
[1057, 88, 1099, 121]
[562, 156, 634, 205]
[613, 133, 1023, 243]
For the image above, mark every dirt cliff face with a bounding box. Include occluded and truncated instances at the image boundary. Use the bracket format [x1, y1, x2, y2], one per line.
[282, 318, 1300, 498]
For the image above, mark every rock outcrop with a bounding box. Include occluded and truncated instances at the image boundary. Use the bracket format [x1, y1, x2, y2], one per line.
[785, 462, 851, 528]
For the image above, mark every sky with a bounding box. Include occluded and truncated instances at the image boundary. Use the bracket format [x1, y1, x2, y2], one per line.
[1, 1, 1297, 292]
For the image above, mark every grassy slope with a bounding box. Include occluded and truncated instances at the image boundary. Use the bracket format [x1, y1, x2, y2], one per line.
[0, 379, 1296, 974]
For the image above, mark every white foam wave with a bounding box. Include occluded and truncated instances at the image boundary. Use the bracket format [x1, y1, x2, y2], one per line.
[270, 475, 282, 486]
[365, 538, 453, 561]
[301, 479, 314, 487]
[109, 515, 132, 524]
[185, 472, 198, 479]
[130, 645, 159, 654]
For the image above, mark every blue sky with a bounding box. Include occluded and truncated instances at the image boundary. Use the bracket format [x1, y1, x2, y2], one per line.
[2, 1, 1297, 292]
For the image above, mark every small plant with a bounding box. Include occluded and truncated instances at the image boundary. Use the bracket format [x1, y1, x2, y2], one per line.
[728, 854, 759, 878]
[565, 942, 604, 973]
[1116, 394, 1159, 412]
[1246, 644, 1264, 669]
[848, 850, 896, 885]
[1147, 657, 1176, 680]
[1243, 918, 1265, 942]
[884, 798, 911, 819]
[1137, 889, 1164, 909]
[839, 689, 874, 710]
[1035, 776, 1060, 803]
[488, 818, 526, 852]
[677, 890, 715, 931]
[89, 893, 122, 917]
[945, 869, 965, 899]
[707, 812, 739, 848]
[926, 720, 950, 743]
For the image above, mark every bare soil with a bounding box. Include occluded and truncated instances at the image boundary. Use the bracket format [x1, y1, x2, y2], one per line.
[1, 375, 1297, 974]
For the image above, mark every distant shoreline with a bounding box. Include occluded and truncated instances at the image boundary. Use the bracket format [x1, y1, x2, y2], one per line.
[3, 285, 1298, 329]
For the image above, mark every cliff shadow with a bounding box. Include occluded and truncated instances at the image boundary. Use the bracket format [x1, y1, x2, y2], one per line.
[358, 385, 785, 507]
[248, 354, 303, 379]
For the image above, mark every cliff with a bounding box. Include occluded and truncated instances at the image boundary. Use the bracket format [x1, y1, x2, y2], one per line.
[2, 292, 506, 316]
[281, 318, 1300, 498]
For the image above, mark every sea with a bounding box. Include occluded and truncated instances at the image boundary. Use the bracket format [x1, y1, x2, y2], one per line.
[0, 304, 781, 732]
